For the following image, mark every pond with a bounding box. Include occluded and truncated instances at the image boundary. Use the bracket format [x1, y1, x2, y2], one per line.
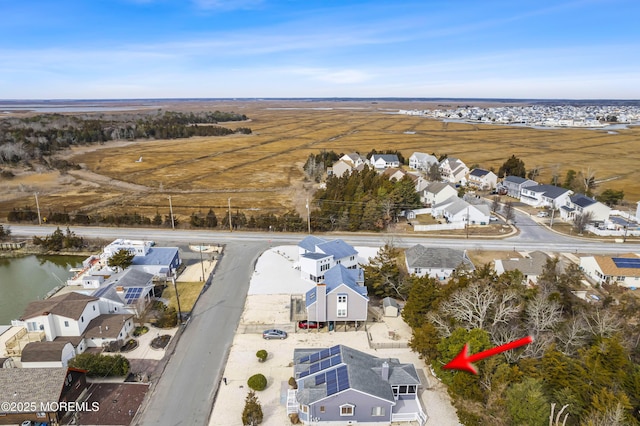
[0, 255, 83, 324]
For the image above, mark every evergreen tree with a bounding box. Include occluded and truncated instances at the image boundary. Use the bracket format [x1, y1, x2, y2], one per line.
[107, 248, 135, 271]
[241, 390, 263, 425]
[498, 155, 526, 178]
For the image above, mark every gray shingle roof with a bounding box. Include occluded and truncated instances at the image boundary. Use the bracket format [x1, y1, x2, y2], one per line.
[374, 154, 399, 163]
[294, 345, 420, 405]
[498, 251, 550, 275]
[131, 247, 179, 267]
[21, 292, 98, 321]
[21, 341, 72, 363]
[570, 194, 597, 208]
[0, 368, 68, 412]
[469, 168, 490, 177]
[298, 235, 328, 252]
[525, 184, 570, 199]
[425, 181, 455, 194]
[324, 265, 367, 297]
[405, 244, 474, 270]
[504, 175, 528, 184]
[83, 314, 133, 339]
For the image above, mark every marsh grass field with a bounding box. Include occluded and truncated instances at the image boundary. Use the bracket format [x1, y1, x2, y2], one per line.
[1, 100, 638, 223]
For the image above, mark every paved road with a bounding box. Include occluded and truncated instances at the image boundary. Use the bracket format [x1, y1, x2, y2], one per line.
[7, 224, 640, 425]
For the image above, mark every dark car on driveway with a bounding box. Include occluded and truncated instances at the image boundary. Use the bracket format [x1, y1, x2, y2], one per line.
[298, 320, 325, 329]
[262, 329, 287, 339]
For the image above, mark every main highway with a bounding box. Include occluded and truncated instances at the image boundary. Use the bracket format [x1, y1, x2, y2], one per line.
[7, 218, 640, 425]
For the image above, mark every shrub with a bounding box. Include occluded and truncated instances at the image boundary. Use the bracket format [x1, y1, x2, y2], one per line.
[289, 413, 300, 424]
[288, 377, 298, 389]
[242, 390, 263, 425]
[256, 349, 268, 362]
[68, 353, 130, 377]
[247, 373, 267, 391]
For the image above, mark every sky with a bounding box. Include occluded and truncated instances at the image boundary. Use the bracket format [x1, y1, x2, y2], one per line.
[1, 0, 639, 100]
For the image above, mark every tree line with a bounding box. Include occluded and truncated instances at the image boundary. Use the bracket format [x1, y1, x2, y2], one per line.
[0, 110, 251, 165]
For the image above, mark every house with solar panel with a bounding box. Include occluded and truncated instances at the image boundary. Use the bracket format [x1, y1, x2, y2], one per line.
[580, 253, 640, 287]
[298, 236, 359, 283]
[101, 238, 180, 278]
[305, 264, 368, 326]
[559, 193, 611, 222]
[288, 344, 427, 425]
[90, 268, 155, 316]
[519, 184, 572, 209]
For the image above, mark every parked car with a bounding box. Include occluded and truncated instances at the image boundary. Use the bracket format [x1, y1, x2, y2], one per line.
[298, 320, 326, 329]
[537, 211, 549, 218]
[262, 329, 287, 339]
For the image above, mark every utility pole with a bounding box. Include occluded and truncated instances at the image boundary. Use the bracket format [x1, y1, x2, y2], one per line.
[550, 206, 555, 228]
[199, 244, 206, 283]
[171, 276, 183, 325]
[466, 206, 469, 239]
[306, 198, 311, 234]
[228, 197, 233, 232]
[34, 192, 42, 225]
[168, 196, 175, 230]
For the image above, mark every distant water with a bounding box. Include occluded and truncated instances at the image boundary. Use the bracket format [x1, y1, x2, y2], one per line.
[0, 255, 83, 325]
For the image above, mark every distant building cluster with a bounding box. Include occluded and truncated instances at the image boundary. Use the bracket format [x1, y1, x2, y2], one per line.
[397, 104, 640, 128]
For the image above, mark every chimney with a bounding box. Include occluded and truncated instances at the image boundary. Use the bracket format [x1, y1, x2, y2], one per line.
[116, 286, 124, 292]
[381, 361, 389, 381]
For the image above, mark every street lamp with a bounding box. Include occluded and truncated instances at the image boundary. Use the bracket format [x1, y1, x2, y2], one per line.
[168, 196, 175, 230]
[228, 197, 233, 232]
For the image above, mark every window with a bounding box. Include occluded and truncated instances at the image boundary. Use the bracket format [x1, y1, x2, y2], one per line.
[414, 268, 421, 274]
[340, 404, 354, 416]
[337, 294, 347, 318]
[64, 321, 69, 327]
[372, 406, 385, 417]
[81, 316, 84, 323]
[302, 405, 308, 413]
[408, 385, 417, 393]
[320, 406, 325, 413]
[399, 385, 408, 394]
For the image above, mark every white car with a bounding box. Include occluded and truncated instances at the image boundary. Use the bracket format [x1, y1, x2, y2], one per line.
[537, 211, 549, 218]
[262, 329, 287, 340]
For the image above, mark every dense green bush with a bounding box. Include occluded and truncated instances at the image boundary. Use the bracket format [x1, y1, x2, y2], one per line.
[256, 350, 268, 362]
[68, 353, 130, 377]
[247, 373, 267, 391]
[288, 376, 297, 389]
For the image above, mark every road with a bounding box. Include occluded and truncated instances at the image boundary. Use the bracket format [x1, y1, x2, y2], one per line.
[6, 224, 640, 425]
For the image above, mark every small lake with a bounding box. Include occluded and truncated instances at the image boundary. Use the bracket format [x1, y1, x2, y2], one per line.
[0, 255, 83, 325]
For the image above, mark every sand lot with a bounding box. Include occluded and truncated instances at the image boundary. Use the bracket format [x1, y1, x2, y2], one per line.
[209, 246, 461, 426]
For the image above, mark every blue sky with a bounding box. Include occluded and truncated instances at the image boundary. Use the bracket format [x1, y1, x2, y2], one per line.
[1, 0, 638, 99]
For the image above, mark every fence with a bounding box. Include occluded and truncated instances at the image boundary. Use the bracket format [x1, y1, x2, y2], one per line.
[413, 223, 465, 232]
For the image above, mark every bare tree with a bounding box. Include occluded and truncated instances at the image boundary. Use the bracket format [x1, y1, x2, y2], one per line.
[426, 312, 452, 337]
[492, 325, 526, 363]
[582, 402, 627, 426]
[491, 196, 501, 213]
[579, 167, 597, 196]
[549, 403, 570, 426]
[556, 314, 589, 356]
[583, 308, 622, 338]
[502, 201, 515, 223]
[526, 293, 564, 333]
[573, 211, 595, 234]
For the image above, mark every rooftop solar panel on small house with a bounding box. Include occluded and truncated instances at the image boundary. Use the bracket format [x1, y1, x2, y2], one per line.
[299, 369, 310, 379]
[330, 354, 342, 366]
[310, 363, 321, 374]
[299, 355, 310, 363]
[319, 349, 331, 359]
[327, 380, 338, 396]
[330, 345, 341, 355]
[310, 352, 320, 363]
[315, 374, 326, 385]
[321, 359, 331, 370]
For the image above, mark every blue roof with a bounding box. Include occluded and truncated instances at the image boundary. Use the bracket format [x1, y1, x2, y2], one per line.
[469, 168, 489, 177]
[571, 194, 597, 208]
[316, 239, 357, 260]
[298, 236, 327, 252]
[305, 265, 367, 307]
[301, 252, 331, 260]
[131, 247, 179, 266]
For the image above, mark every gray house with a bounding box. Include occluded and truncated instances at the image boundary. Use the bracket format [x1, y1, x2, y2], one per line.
[501, 175, 537, 198]
[405, 244, 474, 281]
[305, 264, 368, 325]
[290, 344, 427, 425]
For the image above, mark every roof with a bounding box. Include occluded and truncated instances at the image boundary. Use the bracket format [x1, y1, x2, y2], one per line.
[593, 253, 640, 278]
[83, 314, 133, 339]
[497, 251, 550, 275]
[21, 341, 73, 363]
[131, 247, 179, 267]
[373, 154, 399, 163]
[316, 239, 357, 260]
[504, 175, 531, 185]
[343, 152, 364, 163]
[405, 244, 475, 270]
[53, 335, 84, 347]
[425, 181, 456, 195]
[294, 345, 420, 405]
[306, 265, 367, 307]
[469, 168, 490, 178]
[298, 235, 328, 253]
[570, 193, 597, 208]
[21, 292, 98, 321]
[410, 152, 438, 163]
[301, 252, 332, 260]
[382, 297, 399, 308]
[93, 268, 154, 303]
[0, 367, 68, 412]
[524, 184, 570, 199]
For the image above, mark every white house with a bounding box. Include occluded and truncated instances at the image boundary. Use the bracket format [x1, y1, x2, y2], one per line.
[102, 239, 154, 259]
[130, 246, 181, 278]
[423, 181, 458, 206]
[405, 244, 474, 281]
[91, 268, 156, 316]
[431, 196, 491, 225]
[560, 194, 611, 222]
[520, 184, 572, 209]
[467, 168, 498, 190]
[340, 152, 367, 168]
[82, 314, 134, 349]
[370, 154, 400, 170]
[298, 236, 359, 282]
[17, 292, 101, 341]
[580, 254, 640, 288]
[409, 152, 438, 171]
[439, 157, 469, 185]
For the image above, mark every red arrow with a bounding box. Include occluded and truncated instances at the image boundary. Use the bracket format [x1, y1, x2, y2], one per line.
[443, 336, 533, 374]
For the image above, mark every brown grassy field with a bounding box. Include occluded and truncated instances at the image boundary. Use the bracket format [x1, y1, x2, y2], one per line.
[1, 100, 638, 222]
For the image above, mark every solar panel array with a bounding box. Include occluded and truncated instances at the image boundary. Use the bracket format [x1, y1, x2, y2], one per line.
[299, 354, 342, 378]
[124, 287, 144, 304]
[93, 284, 113, 298]
[299, 345, 341, 364]
[326, 365, 349, 395]
[612, 257, 640, 269]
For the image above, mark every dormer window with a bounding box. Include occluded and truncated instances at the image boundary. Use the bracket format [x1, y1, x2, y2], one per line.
[339, 403, 354, 416]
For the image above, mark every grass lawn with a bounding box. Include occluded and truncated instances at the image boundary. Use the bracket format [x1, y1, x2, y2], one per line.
[163, 281, 205, 313]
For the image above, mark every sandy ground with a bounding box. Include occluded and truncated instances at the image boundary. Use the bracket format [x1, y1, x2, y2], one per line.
[177, 259, 217, 282]
[210, 245, 461, 426]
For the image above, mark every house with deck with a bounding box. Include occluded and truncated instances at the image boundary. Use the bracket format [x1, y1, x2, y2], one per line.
[409, 152, 438, 171]
[501, 176, 537, 198]
[91, 268, 155, 316]
[423, 181, 458, 206]
[439, 157, 468, 185]
[289, 344, 427, 425]
[467, 168, 497, 190]
[370, 154, 400, 171]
